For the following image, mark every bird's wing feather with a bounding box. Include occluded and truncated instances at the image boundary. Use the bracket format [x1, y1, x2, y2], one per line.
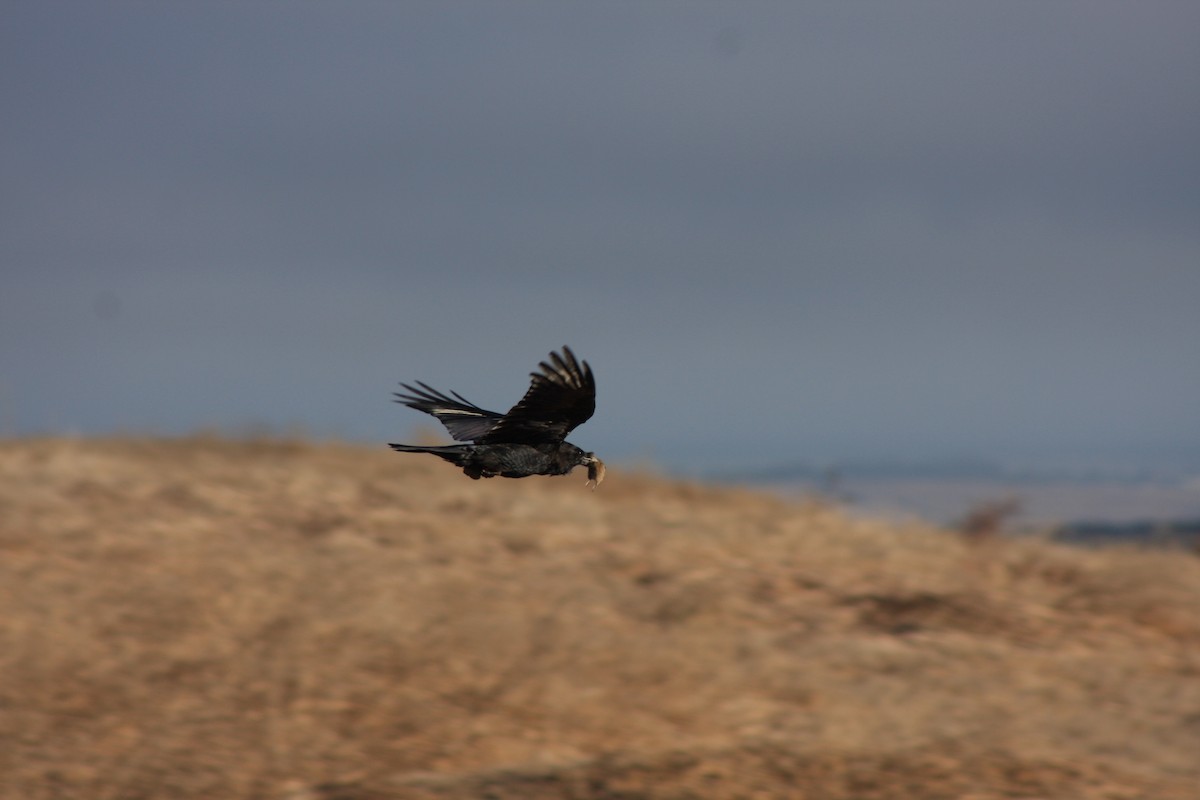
[393, 381, 504, 442]
[482, 346, 596, 445]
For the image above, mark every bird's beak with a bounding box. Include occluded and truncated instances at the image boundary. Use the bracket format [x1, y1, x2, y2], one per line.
[583, 454, 606, 489]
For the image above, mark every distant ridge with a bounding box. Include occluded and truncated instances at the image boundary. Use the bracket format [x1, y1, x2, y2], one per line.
[711, 456, 1200, 486]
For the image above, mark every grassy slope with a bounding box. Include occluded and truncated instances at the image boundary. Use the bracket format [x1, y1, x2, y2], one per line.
[1, 436, 1198, 799]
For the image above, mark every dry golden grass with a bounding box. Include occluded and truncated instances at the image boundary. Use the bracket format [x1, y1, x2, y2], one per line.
[2, 435, 1199, 799]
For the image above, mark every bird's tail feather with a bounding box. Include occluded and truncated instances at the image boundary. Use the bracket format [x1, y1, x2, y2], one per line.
[388, 443, 471, 465]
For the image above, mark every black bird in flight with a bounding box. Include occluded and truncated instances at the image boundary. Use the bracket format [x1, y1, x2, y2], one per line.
[389, 347, 605, 488]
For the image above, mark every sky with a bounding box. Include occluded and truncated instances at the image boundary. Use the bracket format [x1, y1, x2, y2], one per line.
[3, 2, 1199, 473]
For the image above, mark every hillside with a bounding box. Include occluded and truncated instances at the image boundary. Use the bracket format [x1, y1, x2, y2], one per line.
[2, 436, 1199, 799]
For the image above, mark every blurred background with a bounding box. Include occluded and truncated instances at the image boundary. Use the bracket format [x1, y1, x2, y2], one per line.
[3, 2, 1198, 521]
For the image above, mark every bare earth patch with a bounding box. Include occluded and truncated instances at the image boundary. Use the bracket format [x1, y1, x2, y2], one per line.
[2, 436, 1198, 799]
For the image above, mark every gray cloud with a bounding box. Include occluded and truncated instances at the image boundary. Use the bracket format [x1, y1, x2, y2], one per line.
[3, 2, 1198, 469]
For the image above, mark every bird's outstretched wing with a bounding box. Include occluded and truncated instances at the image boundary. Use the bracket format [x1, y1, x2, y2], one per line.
[481, 346, 596, 445]
[393, 382, 504, 442]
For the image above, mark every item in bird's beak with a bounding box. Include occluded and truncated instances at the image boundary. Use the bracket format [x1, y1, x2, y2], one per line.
[586, 457, 606, 489]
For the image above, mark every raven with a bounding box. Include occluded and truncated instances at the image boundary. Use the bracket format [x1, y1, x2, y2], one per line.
[389, 347, 605, 487]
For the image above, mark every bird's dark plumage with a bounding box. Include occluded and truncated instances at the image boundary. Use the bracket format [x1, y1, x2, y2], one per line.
[389, 347, 605, 487]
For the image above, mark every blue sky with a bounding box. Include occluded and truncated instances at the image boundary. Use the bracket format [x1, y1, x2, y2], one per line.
[3, 3, 1198, 471]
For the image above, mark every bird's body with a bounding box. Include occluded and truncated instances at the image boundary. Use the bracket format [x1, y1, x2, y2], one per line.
[387, 441, 591, 480]
[389, 347, 605, 487]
